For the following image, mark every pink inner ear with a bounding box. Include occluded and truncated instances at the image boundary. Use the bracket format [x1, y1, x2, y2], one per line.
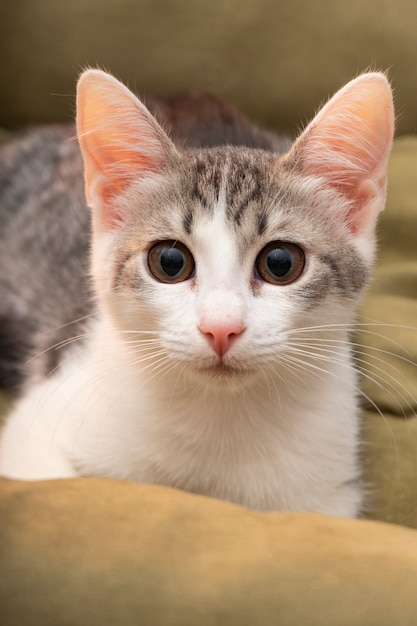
[81, 128, 162, 211]
[288, 74, 394, 230]
[301, 112, 389, 194]
[76, 70, 174, 227]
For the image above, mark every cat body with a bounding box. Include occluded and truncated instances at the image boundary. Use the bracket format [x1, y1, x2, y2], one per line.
[0, 71, 394, 516]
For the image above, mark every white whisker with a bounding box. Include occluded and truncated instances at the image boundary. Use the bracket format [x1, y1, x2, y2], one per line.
[40, 312, 97, 337]
[25, 333, 90, 365]
[289, 338, 416, 408]
[287, 340, 416, 412]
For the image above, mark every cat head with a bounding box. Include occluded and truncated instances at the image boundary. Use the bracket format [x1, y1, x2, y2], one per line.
[76, 69, 394, 387]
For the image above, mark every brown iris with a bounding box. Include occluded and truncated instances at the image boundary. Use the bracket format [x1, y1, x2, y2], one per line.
[255, 241, 305, 285]
[148, 241, 195, 283]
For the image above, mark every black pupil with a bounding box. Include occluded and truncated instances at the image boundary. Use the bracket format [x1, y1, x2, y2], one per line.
[159, 247, 185, 277]
[266, 247, 293, 277]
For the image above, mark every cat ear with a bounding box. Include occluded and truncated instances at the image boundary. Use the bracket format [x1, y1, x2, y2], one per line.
[76, 69, 178, 228]
[283, 73, 394, 235]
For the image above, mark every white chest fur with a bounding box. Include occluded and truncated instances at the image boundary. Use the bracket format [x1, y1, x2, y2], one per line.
[0, 318, 362, 516]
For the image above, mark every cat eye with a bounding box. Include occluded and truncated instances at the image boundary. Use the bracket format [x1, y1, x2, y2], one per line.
[255, 241, 305, 285]
[148, 240, 195, 283]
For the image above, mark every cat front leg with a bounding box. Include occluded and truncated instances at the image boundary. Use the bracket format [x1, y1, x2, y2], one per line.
[0, 401, 78, 480]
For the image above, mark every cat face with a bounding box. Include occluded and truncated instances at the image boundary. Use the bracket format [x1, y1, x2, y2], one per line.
[89, 146, 371, 386]
[76, 70, 394, 386]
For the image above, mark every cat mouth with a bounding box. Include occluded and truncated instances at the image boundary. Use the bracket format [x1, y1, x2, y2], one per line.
[195, 361, 253, 380]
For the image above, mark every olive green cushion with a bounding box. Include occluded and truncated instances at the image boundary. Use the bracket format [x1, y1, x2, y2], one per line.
[1, 477, 417, 626]
[358, 137, 417, 528]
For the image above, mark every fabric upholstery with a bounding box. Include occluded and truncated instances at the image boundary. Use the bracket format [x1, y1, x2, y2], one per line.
[1, 477, 417, 626]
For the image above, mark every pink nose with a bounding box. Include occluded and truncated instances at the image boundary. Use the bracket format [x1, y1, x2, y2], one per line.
[199, 321, 246, 357]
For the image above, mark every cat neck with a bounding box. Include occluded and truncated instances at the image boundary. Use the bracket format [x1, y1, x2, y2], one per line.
[47, 313, 360, 513]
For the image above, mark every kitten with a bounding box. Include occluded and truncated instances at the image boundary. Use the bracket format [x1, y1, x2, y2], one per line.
[0, 70, 394, 516]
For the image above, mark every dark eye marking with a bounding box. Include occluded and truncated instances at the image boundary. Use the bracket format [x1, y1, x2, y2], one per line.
[183, 209, 194, 235]
[318, 253, 369, 295]
[257, 210, 268, 235]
